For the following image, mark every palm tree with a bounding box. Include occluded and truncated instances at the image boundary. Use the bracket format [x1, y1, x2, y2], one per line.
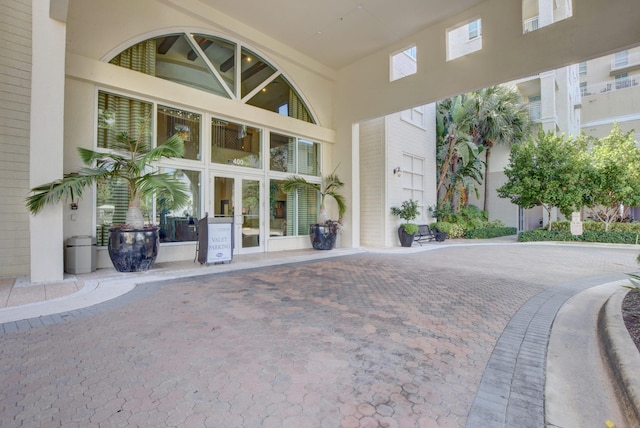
[468, 86, 531, 212]
[282, 166, 346, 224]
[436, 95, 485, 211]
[26, 127, 189, 229]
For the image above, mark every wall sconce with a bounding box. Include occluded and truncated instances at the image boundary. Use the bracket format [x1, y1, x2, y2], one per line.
[393, 167, 402, 177]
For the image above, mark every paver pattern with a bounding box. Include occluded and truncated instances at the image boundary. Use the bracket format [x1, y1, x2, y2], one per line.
[0, 244, 636, 427]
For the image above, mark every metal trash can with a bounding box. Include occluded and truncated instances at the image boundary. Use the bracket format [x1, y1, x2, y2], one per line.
[65, 235, 97, 274]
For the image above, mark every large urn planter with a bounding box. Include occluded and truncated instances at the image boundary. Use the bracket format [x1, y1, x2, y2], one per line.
[310, 224, 338, 250]
[108, 226, 160, 272]
[397, 227, 415, 247]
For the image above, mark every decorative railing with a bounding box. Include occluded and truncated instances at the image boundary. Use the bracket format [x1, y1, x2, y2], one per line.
[582, 73, 640, 96]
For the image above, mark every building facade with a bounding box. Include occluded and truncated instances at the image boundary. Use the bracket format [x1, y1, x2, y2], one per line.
[1, 0, 638, 281]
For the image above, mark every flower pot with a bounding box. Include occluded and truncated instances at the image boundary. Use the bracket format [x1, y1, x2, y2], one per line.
[398, 227, 415, 247]
[310, 224, 337, 250]
[108, 226, 160, 272]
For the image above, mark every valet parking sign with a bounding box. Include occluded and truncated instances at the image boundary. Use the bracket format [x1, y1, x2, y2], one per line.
[207, 222, 233, 263]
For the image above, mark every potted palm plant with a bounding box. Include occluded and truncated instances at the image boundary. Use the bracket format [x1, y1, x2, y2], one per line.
[26, 119, 189, 272]
[282, 166, 347, 250]
[391, 199, 420, 247]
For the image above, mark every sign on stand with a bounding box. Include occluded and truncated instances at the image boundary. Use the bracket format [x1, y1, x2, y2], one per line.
[197, 215, 233, 265]
[570, 212, 583, 236]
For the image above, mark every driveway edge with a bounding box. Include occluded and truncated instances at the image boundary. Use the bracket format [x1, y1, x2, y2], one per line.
[599, 288, 640, 426]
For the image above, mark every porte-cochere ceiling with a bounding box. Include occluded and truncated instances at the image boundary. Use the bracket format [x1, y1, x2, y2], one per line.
[109, 32, 315, 124]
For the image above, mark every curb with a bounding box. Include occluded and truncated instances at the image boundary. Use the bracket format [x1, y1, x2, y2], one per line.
[598, 288, 640, 426]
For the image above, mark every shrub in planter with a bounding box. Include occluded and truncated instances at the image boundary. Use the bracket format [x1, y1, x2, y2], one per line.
[391, 200, 420, 247]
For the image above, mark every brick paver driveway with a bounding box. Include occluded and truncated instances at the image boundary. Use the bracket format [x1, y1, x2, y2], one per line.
[1, 244, 637, 427]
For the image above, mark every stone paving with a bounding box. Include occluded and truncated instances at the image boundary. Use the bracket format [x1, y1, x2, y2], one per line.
[0, 244, 637, 427]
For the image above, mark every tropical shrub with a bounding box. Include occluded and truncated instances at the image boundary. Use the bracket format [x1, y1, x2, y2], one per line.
[466, 227, 517, 239]
[432, 221, 465, 239]
[518, 228, 640, 244]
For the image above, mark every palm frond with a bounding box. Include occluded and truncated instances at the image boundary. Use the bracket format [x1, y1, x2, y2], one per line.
[281, 176, 321, 194]
[26, 169, 104, 214]
[136, 173, 190, 209]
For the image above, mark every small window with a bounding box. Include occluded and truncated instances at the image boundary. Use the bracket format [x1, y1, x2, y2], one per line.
[580, 82, 588, 96]
[468, 19, 481, 40]
[447, 19, 482, 61]
[579, 61, 587, 76]
[614, 51, 629, 69]
[390, 45, 417, 82]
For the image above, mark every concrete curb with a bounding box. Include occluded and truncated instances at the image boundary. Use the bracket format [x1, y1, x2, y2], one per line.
[598, 288, 640, 426]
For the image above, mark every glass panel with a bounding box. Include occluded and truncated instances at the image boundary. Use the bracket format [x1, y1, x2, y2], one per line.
[214, 177, 234, 219]
[241, 179, 260, 248]
[270, 180, 290, 237]
[297, 186, 318, 235]
[297, 139, 320, 176]
[240, 47, 276, 98]
[157, 106, 201, 160]
[157, 168, 200, 243]
[96, 177, 128, 246]
[246, 75, 314, 123]
[270, 132, 295, 172]
[97, 91, 153, 150]
[193, 34, 236, 95]
[110, 34, 229, 98]
[211, 118, 262, 168]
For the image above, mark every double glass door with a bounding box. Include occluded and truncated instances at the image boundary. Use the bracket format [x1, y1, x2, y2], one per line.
[213, 176, 262, 254]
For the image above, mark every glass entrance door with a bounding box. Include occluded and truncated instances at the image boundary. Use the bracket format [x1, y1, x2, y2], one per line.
[213, 176, 262, 254]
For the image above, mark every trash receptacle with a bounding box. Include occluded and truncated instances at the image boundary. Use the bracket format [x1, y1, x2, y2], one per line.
[65, 235, 97, 274]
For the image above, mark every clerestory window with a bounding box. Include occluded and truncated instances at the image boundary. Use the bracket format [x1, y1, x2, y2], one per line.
[109, 32, 315, 124]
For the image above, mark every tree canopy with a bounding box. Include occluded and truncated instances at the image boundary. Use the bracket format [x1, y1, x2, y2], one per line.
[497, 130, 589, 230]
[587, 124, 640, 230]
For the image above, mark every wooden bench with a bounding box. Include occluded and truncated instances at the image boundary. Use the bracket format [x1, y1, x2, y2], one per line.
[414, 224, 447, 245]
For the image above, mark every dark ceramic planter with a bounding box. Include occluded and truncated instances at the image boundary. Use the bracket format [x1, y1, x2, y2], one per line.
[108, 226, 159, 272]
[310, 224, 337, 250]
[398, 227, 415, 247]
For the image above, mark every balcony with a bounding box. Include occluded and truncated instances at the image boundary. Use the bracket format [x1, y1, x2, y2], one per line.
[528, 101, 541, 122]
[582, 73, 640, 96]
[523, 16, 539, 33]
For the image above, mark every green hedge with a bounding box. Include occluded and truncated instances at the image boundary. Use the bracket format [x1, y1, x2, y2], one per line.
[551, 220, 640, 233]
[465, 227, 518, 239]
[518, 228, 640, 244]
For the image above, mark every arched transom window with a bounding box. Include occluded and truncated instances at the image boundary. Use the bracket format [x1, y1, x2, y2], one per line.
[109, 33, 315, 124]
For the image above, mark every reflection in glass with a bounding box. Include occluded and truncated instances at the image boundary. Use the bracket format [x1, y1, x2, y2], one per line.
[156, 169, 201, 243]
[211, 118, 261, 168]
[241, 180, 260, 248]
[270, 133, 295, 172]
[214, 177, 234, 218]
[157, 106, 201, 160]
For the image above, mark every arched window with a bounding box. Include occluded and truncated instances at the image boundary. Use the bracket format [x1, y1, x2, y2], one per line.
[109, 32, 315, 124]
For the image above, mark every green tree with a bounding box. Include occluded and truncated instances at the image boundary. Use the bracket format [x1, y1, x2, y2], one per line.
[587, 124, 640, 231]
[436, 95, 485, 212]
[468, 86, 531, 212]
[497, 130, 589, 231]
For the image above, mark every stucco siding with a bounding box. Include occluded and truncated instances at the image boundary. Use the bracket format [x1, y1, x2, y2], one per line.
[0, 0, 31, 277]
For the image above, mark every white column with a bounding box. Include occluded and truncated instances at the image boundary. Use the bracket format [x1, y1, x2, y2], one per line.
[539, 71, 557, 132]
[29, 1, 67, 282]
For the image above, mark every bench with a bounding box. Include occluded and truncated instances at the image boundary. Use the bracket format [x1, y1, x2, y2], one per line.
[414, 224, 447, 245]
